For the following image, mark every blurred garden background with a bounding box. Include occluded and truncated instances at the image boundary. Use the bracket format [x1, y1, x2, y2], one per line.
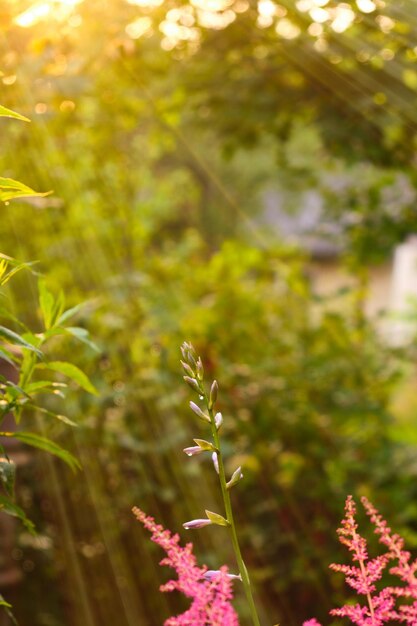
[2, 0, 417, 624]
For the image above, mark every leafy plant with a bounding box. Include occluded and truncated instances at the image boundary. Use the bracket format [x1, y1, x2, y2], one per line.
[0, 102, 100, 623]
[0, 104, 49, 203]
[0, 252, 98, 621]
[0, 258, 99, 521]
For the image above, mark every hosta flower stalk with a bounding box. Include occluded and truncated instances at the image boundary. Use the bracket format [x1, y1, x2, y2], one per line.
[180, 341, 261, 626]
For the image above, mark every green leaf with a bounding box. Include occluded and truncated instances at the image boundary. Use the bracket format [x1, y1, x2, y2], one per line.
[38, 281, 65, 330]
[0, 495, 35, 534]
[24, 380, 67, 395]
[38, 280, 55, 330]
[0, 326, 43, 357]
[0, 594, 18, 625]
[38, 361, 98, 395]
[3, 380, 29, 401]
[0, 259, 7, 283]
[26, 404, 77, 427]
[64, 327, 100, 352]
[57, 302, 86, 325]
[0, 305, 27, 329]
[0, 104, 30, 122]
[0, 595, 12, 609]
[0, 177, 51, 202]
[0, 260, 37, 286]
[0, 431, 81, 472]
[0, 254, 39, 286]
[0, 458, 15, 497]
[0, 347, 17, 367]
[205, 510, 230, 526]
[193, 438, 217, 452]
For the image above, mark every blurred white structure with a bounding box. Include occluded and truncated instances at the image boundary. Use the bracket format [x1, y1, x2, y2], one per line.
[388, 236, 417, 346]
[259, 190, 417, 345]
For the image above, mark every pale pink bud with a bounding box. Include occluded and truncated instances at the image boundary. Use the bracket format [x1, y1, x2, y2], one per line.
[183, 446, 203, 457]
[189, 401, 210, 422]
[209, 380, 218, 409]
[226, 466, 243, 490]
[212, 452, 219, 474]
[203, 570, 242, 582]
[183, 376, 200, 393]
[180, 360, 194, 377]
[183, 518, 213, 530]
[214, 412, 223, 430]
[196, 357, 204, 380]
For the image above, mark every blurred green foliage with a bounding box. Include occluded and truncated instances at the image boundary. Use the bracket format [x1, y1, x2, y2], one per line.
[1, 2, 417, 626]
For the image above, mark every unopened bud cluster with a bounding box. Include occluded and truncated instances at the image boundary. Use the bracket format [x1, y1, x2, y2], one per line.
[180, 341, 243, 529]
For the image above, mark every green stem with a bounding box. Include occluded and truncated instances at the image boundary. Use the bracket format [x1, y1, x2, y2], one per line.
[203, 389, 261, 626]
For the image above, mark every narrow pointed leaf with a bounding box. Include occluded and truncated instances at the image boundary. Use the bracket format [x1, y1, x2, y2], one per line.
[37, 361, 98, 395]
[205, 510, 230, 526]
[0, 458, 15, 497]
[0, 177, 51, 202]
[0, 595, 12, 609]
[0, 104, 30, 121]
[0, 326, 43, 357]
[24, 380, 67, 395]
[0, 595, 18, 625]
[193, 438, 217, 452]
[64, 327, 100, 352]
[0, 495, 35, 534]
[57, 302, 86, 325]
[0, 431, 81, 471]
[0, 261, 37, 286]
[0, 348, 16, 367]
[26, 404, 77, 427]
[38, 280, 55, 330]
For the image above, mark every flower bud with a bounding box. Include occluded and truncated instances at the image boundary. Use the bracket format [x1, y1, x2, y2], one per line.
[181, 342, 197, 369]
[212, 452, 219, 474]
[180, 360, 194, 377]
[183, 518, 212, 530]
[187, 352, 197, 371]
[189, 401, 210, 423]
[181, 340, 193, 356]
[203, 570, 242, 582]
[214, 412, 223, 430]
[196, 357, 204, 381]
[183, 446, 203, 457]
[183, 376, 201, 393]
[209, 380, 218, 409]
[226, 466, 243, 490]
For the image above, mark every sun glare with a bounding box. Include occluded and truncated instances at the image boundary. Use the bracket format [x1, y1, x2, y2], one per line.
[127, 0, 164, 6]
[14, 0, 83, 28]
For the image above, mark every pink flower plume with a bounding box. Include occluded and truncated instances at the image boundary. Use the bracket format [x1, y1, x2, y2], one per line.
[304, 496, 417, 625]
[133, 507, 239, 626]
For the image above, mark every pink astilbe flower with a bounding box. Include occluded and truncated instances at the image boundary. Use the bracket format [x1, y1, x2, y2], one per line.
[303, 495, 417, 626]
[362, 496, 417, 623]
[132, 507, 239, 626]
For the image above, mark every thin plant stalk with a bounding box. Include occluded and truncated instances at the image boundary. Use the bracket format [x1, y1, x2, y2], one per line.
[181, 341, 261, 626]
[202, 385, 262, 626]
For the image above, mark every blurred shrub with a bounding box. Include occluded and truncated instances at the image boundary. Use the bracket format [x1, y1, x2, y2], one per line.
[0, 219, 411, 625]
[1, 6, 416, 623]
